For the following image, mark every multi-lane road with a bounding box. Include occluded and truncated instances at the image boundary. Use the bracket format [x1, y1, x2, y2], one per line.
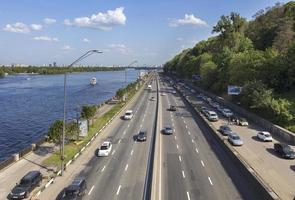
[155, 77, 267, 200]
[38, 73, 273, 200]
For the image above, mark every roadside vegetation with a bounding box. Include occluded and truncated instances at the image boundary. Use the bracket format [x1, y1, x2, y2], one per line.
[164, 2, 295, 132]
[0, 68, 4, 77]
[42, 76, 145, 169]
[0, 66, 123, 75]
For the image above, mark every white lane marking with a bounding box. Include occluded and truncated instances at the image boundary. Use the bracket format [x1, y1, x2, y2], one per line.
[128, 124, 130, 128]
[123, 130, 126, 135]
[188, 131, 191, 135]
[195, 148, 199, 153]
[176, 145, 179, 149]
[112, 150, 116, 155]
[125, 164, 129, 171]
[192, 139, 195, 143]
[118, 139, 121, 144]
[184, 121, 186, 124]
[140, 124, 143, 128]
[130, 149, 134, 156]
[179, 156, 182, 162]
[201, 160, 205, 167]
[88, 185, 94, 195]
[116, 185, 122, 195]
[185, 125, 188, 129]
[182, 170, 185, 178]
[208, 177, 213, 185]
[187, 191, 191, 200]
[101, 166, 106, 172]
[174, 136, 177, 140]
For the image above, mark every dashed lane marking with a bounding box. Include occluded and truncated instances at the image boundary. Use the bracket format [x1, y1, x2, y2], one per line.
[88, 185, 94, 195]
[182, 170, 185, 178]
[101, 166, 106, 172]
[201, 160, 205, 167]
[208, 177, 213, 185]
[116, 185, 122, 195]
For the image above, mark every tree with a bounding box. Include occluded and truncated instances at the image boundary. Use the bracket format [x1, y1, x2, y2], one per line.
[81, 105, 97, 121]
[200, 61, 218, 89]
[47, 120, 63, 143]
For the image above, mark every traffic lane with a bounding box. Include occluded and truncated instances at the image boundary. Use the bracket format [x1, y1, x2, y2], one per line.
[159, 82, 187, 200]
[186, 93, 295, 199]
[118, 90, 157, 200]
[79, 81, 153, 199]
[85, 81, 156, 200]
[167, 83, 268, 200]
[164, 86, 218, 200]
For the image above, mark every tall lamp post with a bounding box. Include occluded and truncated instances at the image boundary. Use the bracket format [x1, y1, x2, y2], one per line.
[61, 50, 102, 176]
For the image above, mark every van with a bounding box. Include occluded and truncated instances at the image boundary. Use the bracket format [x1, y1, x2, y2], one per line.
[8, 171, 42, 199]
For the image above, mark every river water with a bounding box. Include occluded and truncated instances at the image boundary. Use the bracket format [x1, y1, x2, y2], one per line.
[0, 69, 139, 161]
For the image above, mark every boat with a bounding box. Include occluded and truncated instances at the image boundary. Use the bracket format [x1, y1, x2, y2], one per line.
[90, 77, 97, 85]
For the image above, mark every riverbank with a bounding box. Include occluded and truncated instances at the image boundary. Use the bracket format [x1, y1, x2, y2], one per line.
[1, 66, 124, 75]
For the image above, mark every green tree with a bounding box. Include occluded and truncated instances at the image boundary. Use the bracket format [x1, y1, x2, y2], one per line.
[81, 105, 97, 121]
[47, 120, 63, 143]
[200, 61, 218, 89]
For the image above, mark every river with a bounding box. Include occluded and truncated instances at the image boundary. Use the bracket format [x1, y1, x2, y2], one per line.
[0, 69, 140, 161]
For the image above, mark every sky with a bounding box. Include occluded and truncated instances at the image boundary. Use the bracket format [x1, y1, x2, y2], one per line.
[0, 0, 290, 66]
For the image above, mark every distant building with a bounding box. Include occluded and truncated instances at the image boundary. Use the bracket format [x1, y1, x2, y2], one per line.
[53, 62, 57, 67]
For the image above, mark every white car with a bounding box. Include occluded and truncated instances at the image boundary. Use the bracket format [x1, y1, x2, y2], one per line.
[257, 131, 273, 142]
[161, 93, 166, 96]
[206, 111, 219, 122]
[97, 141, 112, 156]
[172, 91, 177, 94]
[124, 110, 133, 120]
[222, 108, 233, 117]
[150, 96, 156, 101]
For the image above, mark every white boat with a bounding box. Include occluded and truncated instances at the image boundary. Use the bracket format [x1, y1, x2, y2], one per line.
[90, 77, 97, 85]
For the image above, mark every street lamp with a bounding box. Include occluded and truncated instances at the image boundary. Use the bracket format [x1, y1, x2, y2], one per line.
[61, 50, 102, 176]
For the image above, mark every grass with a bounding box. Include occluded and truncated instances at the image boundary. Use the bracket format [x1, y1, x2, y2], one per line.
[42, 82, 142, 170]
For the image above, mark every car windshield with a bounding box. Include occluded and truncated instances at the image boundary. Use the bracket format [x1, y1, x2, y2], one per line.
[283, 146, 293, 153]
[20, 179, 30, 186]
[232, 135, 240, 140]
[65, 189, 79, 196]
[165, 127, 172, 130]
[125, 113, 131, 116]
[101, 145, 108, 150]
[223, 126, 231, 131]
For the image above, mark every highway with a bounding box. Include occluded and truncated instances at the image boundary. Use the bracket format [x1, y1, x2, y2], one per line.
[78, 78, 157, 200]
[156, 76, 268, 200]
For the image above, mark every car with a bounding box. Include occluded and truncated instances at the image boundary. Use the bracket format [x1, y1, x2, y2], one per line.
[274, 143, 295, 159]
[228, 133, 243, 146]
[222, 108, 234, 117]
[257, 131, 273, 142]
[150, 96, 156, 101]
[97, 141, 112, 157]
[8, 171, 42, 199]
[137, 131, 147, 141]
[217, 105, 224, 112]
[169, 105, 176, 111]
[124, 110, 133, 120]
[163, 126, 173, 135]
[172, 91, 177, 94]
[161, 93, 166, 96]
[206, 111, 219, 122]
[62, 178, 87, 200]
[190, 89, 196, 93]
[219, 125, 233, 136]
[237, 118, 249, 126]
[200, 107, 209, 115]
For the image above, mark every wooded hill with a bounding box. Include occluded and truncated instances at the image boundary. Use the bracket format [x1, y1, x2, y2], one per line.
[164, 2, 295, 132]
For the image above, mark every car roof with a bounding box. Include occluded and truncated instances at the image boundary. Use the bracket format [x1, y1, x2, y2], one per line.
[126, 110, 133, 113]
[259, 131, 270, 135]
[71, 178, 85, 186]
[208, 111, 217, 114]
[102, 141, 111, 146]
[22, 171, 40, 180]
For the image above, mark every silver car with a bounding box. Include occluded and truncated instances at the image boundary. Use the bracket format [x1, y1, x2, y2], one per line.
[228, 133, 243, 146]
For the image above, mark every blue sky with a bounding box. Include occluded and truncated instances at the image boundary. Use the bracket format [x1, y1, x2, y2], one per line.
[0, 0, 289, 66]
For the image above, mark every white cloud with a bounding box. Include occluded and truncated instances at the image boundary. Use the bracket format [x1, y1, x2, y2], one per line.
[3, 22, 30, 33]
[62, 45, 74, 50]
[44, 18, 57, 24]
[177, 37, 183, 41]
[83, 38, 90, 43]
[169, 14, 207, 27]
[108, 43, 131, 55]
[30, 24, 43, 31]
[64, 7, 126, 30]
[34, 36, 58, 42]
